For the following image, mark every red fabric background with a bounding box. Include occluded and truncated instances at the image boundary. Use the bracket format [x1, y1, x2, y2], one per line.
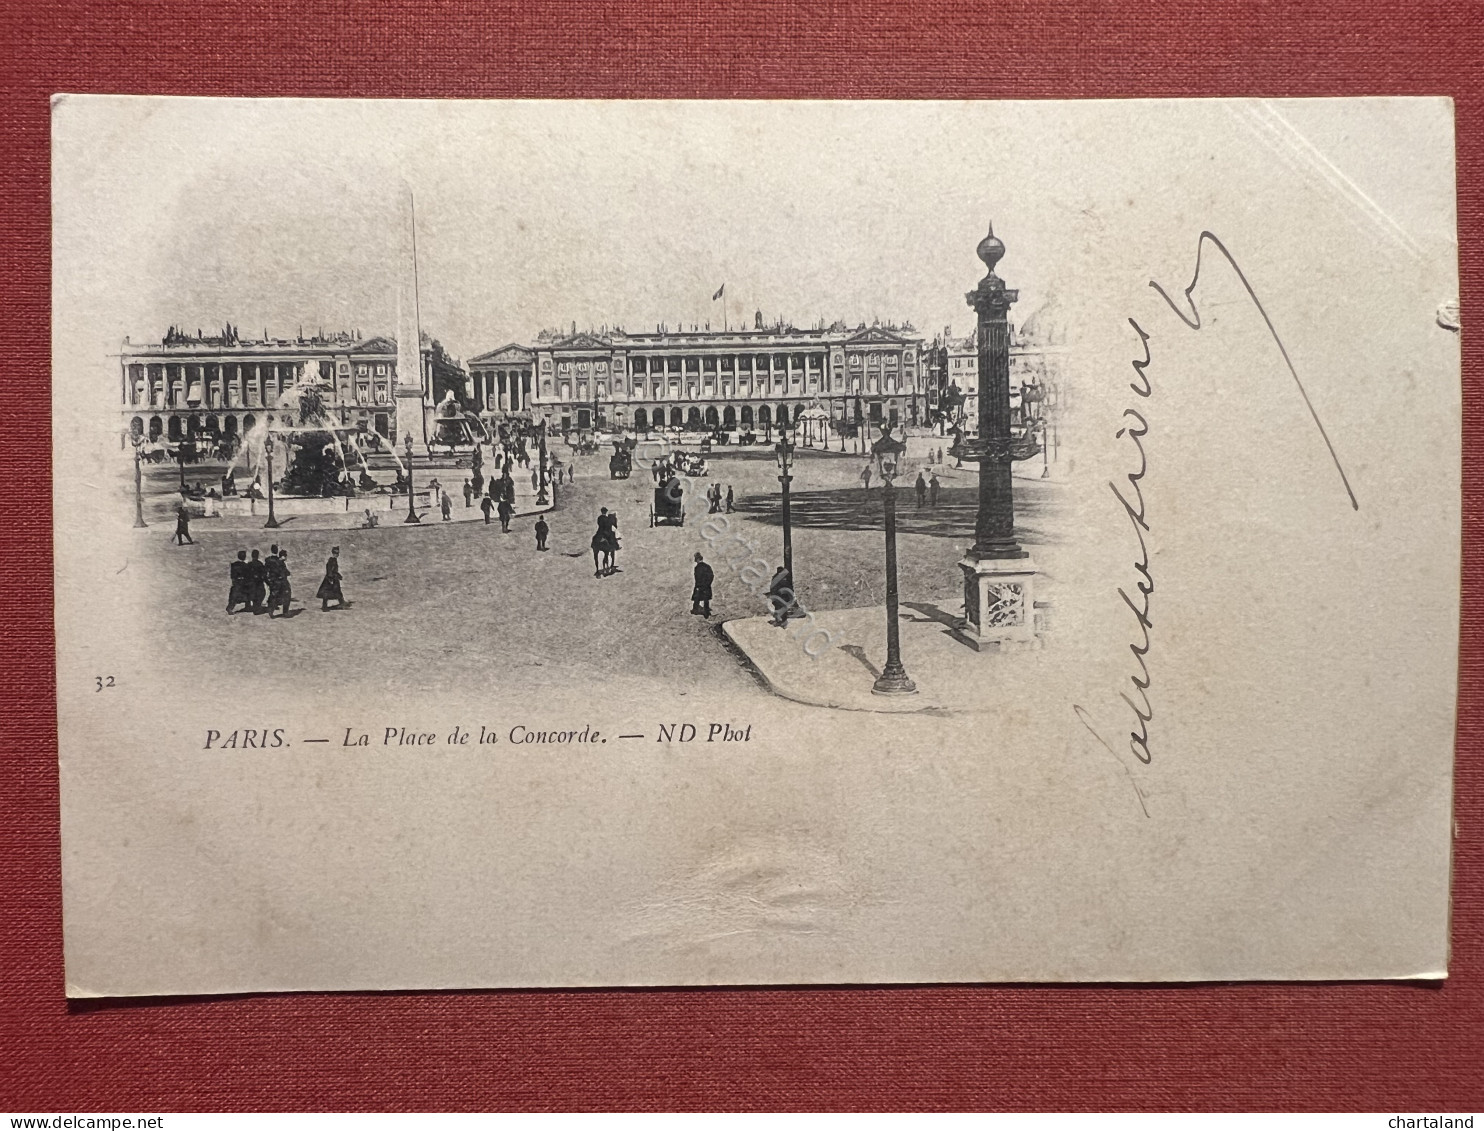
[1, 0, 1480, 1111]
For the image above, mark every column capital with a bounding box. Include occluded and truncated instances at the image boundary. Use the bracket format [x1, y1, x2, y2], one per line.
[966, 277, 1019, 318]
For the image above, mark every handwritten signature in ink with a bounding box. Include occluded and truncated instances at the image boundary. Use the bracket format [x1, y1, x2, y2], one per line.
[1075, 231, 1359, 818]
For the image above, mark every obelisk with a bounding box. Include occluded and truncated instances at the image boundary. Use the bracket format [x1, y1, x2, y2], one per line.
[395, 184, 429, 453]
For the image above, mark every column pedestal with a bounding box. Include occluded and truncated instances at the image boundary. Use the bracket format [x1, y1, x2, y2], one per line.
[955, 555, 1040, 652]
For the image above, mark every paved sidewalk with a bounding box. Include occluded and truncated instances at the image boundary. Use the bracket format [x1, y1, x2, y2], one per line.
[721, 599, 1053, 715]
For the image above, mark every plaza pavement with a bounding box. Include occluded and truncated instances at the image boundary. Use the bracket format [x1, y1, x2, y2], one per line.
[128, 438, 1063, 708]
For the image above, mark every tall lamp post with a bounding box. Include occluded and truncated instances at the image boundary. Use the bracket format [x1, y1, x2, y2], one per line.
[263, 434, 280, 529]
[536, 429, 550, 506]
[870, 426, 916, 695]
[774, 424, 803, 620]
[131, 436, 148, 528]
[403, 431, 420, 523]
[1042, 381, 1059, 476]
[176, 432, 190, 490]
[955, 222, 1038, 650]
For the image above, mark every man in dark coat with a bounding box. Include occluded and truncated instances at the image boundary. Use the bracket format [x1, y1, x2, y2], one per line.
[226, 550, 248, 614]
[497, 496, 514, 533]
[246, 549, 268, 613]
[691, 552, 714, 618]
[929, 471, 941, 508]
[173, 503, 195, 545]
[263, 545, 287, 617]
[317, 546, 346, 611]
[766, 565, 794, 626]
[271, 548, 293, 617]
[480, 493, 494, 525]
[725, 485, 734, 513]
[534, 516, 549, 551]
[914, 470, 927, 508]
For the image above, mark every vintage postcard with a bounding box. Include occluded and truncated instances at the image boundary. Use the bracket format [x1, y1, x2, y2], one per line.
[52, 96, 1460, 995]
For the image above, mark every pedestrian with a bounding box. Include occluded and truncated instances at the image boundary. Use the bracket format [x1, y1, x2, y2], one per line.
[929, 471, 940, 508]
[497, 495, 514, 533]
[534, 516, 549, 551]
[725, 485, 734, 513]
[173, 502, 195, 545]
[472, 469, 484, 497]
[915, 470, 927, 508]
[480, 493, 494, 525]
[463, 478, 473, 507]
[859, 464, 873, 492]
[226, 549, 248, 614]
[317, 546, 346, 611]
[246, 548, 267, 613]
[271, 548, 293, 617]
[766, 564, 794, 626]
[441, 491, 453, 522]
[264, 544, 286, 617]
[937, 446, 944, 465]
[531, 467, 539, 491]
[691, 552, 714, 618]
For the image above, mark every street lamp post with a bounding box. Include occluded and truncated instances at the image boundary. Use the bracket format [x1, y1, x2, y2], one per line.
[871, 427, 916, 695]
[774, 426, 803, 620]
[403, 431, 420, 523]
[537, 430, 550, 506]
[131, 437, 148, 528]
[263, 434, 280, 529]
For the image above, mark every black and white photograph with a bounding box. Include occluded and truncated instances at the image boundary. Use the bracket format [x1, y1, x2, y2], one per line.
[52, 96, 1461, 996]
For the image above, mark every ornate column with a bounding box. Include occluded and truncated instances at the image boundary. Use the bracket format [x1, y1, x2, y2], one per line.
[956, 223, 1039, 651]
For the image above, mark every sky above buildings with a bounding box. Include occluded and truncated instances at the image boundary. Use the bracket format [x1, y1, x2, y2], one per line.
[54, 96, 1456, 373]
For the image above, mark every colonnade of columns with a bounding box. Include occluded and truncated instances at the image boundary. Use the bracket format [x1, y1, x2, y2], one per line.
[471, 368, 532, 411]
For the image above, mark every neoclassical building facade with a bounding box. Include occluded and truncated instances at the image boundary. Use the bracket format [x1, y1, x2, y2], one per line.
[117, 327, 467, 447]
[469, 319, 929, 435]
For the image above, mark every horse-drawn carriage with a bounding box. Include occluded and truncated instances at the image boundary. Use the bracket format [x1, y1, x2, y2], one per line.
[649, 475, 686, 527]
[609, 447, 632, 479]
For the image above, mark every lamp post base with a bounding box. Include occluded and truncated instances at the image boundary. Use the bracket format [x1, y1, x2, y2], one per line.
[872, 662, 917, 696]
[955, 554, 1040, 651]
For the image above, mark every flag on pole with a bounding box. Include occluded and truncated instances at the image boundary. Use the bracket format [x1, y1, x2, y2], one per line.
[712, 283, 726, 301]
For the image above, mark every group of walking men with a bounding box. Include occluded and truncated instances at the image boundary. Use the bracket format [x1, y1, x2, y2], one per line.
[226, 544, 347, 616]
[705, 483, 734, 514]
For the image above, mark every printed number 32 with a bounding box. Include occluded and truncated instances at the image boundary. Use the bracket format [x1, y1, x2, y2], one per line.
[94, 675, 116, 692]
